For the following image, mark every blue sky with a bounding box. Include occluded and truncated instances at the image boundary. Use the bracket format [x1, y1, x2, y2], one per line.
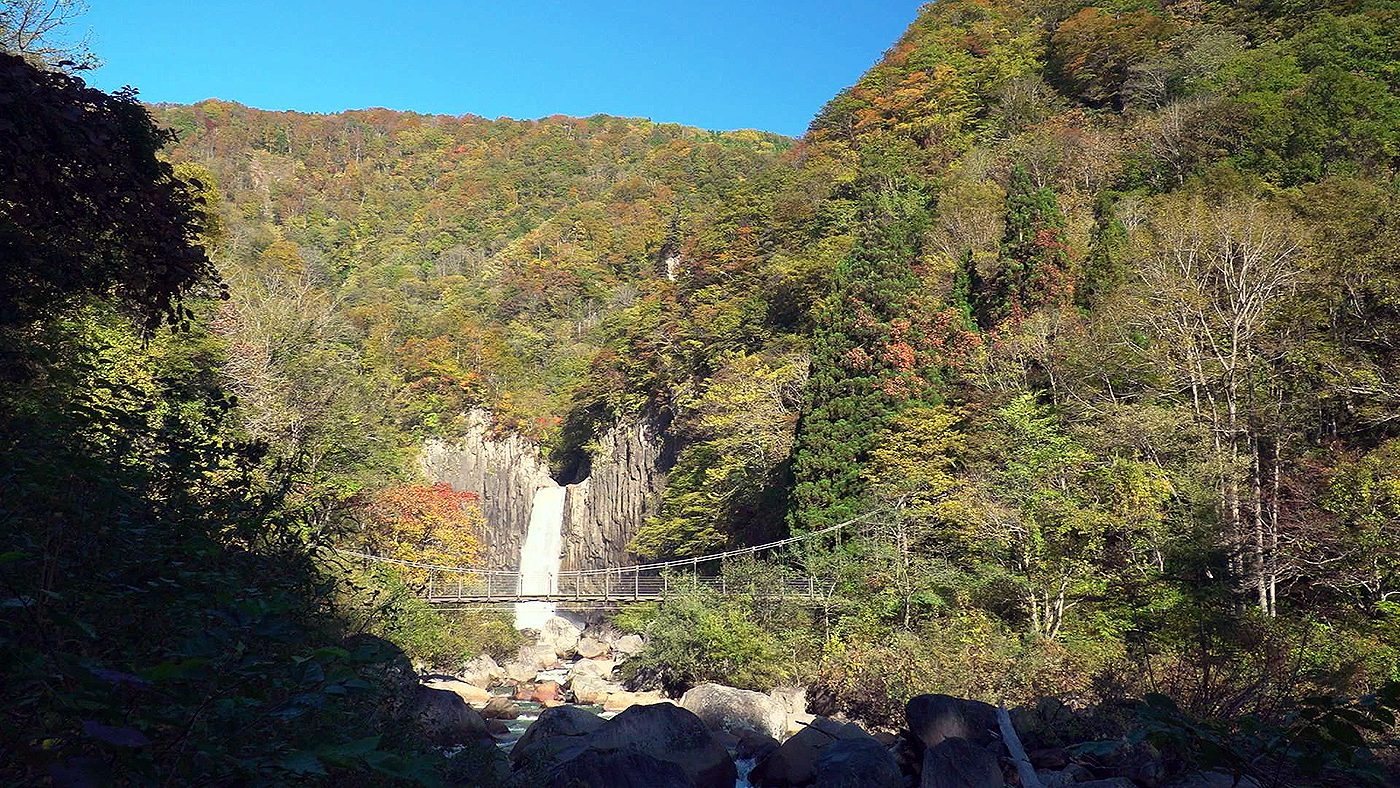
[79, 1, 922, 138]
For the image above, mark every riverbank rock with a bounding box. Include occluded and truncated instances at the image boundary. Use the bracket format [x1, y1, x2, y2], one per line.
[569, 657, 616, 680]
[1164, 772, 1261, 788]
[602, 689, 668, 712]
[813, 737, 903, 788]
[749, 716, 873, 788]
[575, 637, 608, 658]
[614, 633, 645, 656]
[482, 695, 522, 720]
[681, 682, 788, 739]
[920, 737, 1002, 788]
[532, 680, 561, 704]
[504, 643, 558, 681]
[736, 731, 780, 763]
[587, 703, 737, 788]
[511, 705, 607, 769]
[459, 653, 502, 688]
[769, 686, 807, 716]
[538, 616, 583, 655]
[423, 676, 492, 706]
[905, 694, 998, 752]
[539, 747, 698, 788]
[570, 674, 622, 704]
[412, 686, 490, 745]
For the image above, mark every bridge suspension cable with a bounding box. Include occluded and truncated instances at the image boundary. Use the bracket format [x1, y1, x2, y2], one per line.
[332, 506, 887, 578]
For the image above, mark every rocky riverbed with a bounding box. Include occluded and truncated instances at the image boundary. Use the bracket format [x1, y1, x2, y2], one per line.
[408, 616, 1261, 787]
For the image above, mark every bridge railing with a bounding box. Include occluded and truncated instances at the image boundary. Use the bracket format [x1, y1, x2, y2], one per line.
[418, 570, 822, 602]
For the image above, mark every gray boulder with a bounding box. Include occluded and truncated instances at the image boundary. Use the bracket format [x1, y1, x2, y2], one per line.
[538, 616, 583, 655]
[614, 633, 645, 656]
[511, 704, 606, 769]
[920, 737, 1003, 788]
[905, 694, 998, 751]
[570, 674, 623, 704]
[811, 737, 903, 788]
[768, 686, 807, 716]
[1164, 772, 1261, 788]
[586, 702, 737, 788]
[482, 695, 522, 720]
[411, 686, 490, 746]
[575, 637, 609, 658]
[459, 653, 502, 688]
[681, 682, 789, 739]
[538, 747, 697, 788]
[736, 731, 780, 763]
[750, 717, 873, 788]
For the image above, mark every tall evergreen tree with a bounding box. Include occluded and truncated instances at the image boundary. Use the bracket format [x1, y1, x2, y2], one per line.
[979, 167, 1073, 327]
[789, 187, 941, 532]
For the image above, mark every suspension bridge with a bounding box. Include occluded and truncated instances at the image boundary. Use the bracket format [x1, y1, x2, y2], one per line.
[335, 510, 881, 606]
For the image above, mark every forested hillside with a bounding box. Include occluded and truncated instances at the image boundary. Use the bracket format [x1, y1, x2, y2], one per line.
[6, 0, 1400, 783]
[149, 101, 788, 443]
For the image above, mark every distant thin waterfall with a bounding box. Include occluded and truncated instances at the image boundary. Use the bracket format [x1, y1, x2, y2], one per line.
[515, 485, 566, 629]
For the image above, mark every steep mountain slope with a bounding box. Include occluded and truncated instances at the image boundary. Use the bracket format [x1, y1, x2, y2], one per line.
[151, 101, 790, 447]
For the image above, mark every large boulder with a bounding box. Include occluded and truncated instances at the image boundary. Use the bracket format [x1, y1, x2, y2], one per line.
[532, 680, 561, 704]
[736, 731, 781, 763]
[920, 737, 1003, 788]
[569, 657, 616, 680]
[538, 616, 583, 655]
[538, 747, 698, 788]
[769, 686, 807, 717]
[482, 695, 522, 720]
[423, 676, 492, 705]
[811, 737, 903, 788]
[681, 683, 789, 739]
[570, 674, 623, 704]
[504, 643, 558, 678]
[1163, 772, 1261, 788]
[614, 633, 645, 656]
[905, 695, 998, 752]
[587, 702, 737, 788]
[750, 717, 873, 788]
[575, 637, 609, 658]
[411, 686, 490, 745]
[602, 689, 668, 712]
[511, 705, 607, 769]
[460, 653, 502, 688]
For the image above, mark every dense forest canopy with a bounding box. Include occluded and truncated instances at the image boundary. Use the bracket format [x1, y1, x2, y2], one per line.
[5, 0, 1400, 784]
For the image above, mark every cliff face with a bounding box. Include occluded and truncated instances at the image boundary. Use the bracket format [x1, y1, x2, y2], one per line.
[560, 416, 673, 571]
[418, 409, 672, 571]
[418, 410, 554, 570]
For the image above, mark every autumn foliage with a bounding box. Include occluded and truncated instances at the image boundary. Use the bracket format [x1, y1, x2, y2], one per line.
[364, 483, 484, 570]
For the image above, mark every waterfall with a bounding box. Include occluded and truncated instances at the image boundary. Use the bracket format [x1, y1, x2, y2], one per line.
[515, 485, 566, 629]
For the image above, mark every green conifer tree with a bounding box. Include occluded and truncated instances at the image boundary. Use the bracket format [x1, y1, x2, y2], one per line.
[979, 167, 1072, 327]
[788, 187, 940, 532]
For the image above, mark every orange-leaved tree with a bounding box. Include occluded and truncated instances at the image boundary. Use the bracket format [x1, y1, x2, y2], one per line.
[364, 483, 483, 574]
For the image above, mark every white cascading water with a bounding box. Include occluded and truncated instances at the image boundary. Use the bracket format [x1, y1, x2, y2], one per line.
[515, 485, 566, 630]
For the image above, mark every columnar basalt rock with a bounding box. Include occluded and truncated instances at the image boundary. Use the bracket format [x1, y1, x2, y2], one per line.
[561, 416, 673, 571]
[418, 409, 554, 570]
[419, 410, 672, 573]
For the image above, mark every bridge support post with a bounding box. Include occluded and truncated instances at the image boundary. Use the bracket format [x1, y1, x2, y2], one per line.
[487, 572, 493, 602]
[428, 572, 434, 600]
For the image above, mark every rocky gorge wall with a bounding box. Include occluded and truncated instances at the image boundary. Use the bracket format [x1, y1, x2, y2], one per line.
[559, 416, 673, 572]
[418, 409, 672, 571]
[418, 410, 554, 570]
